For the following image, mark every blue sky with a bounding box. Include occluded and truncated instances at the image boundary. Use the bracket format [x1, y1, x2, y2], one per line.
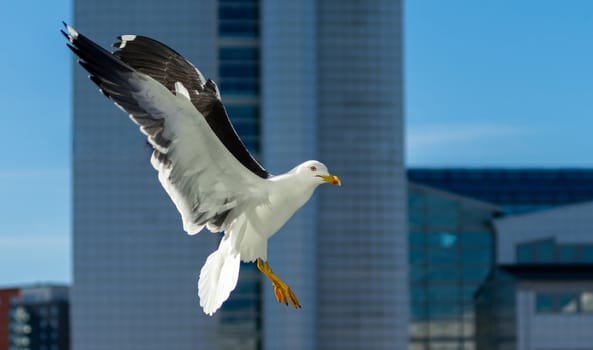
[1, 1, 593, 285]
[406, 1, 593, 166]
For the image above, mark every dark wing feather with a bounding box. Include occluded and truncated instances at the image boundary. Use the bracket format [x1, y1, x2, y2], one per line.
[62, 23, 269, 234]
[112, 35, 269, 179]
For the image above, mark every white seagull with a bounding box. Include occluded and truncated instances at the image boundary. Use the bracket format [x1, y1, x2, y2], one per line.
[62, 23, 341, 315]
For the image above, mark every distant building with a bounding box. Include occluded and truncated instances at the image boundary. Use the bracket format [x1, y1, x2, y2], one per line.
[408, 169, 593, 350]
[1, 285, 69, 350]
[0, 288, 19, 350]
[408, 169, 593, 214]
[476, 201, 593, 350]
[476, 265, 593, 350]
[408, 183, 500, 350]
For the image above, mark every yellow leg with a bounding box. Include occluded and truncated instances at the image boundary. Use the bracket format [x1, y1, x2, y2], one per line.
[256, 258, 301, 308]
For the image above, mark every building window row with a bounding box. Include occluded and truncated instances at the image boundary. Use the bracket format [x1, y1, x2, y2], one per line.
[535, 291, 593, 314]
[516, 238, 593, 264]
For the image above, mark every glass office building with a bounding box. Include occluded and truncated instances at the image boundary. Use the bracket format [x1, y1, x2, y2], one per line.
[408, 183, 500, 350]
[408, 170, 593, 350]
[72, 1, 406, 350]
[408, 169, 593, 214]
[217, 0, 263, 348]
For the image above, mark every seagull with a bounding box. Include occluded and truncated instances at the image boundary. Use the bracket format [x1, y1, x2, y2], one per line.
[62, 23, 341, 315]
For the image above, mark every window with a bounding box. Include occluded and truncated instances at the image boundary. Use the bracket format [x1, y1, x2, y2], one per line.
[427, 285, 459, 302]
[462, 264, 489, 282]
[429, 319, 460, 337]
[459, 231, 491, 247]
[536, 291, 593, 313]
[581, 292, 593, 312]
[558, 293, 578, 313]
[462, 247, 492, 264]
[427, 247, 458, 264]
[516, 243, 534, 263]
[218, 0, 259, 38]
[558, 245, 577, 263]
[536, 239, 555, 263]
[535, 293, 553, 313]
[411, 301, 427, 321]
[409, 232, 426, 247]
[410, 265, 427, 283]
[219, 47, 259, 61]
[427, 303, 461, 318]
[582, 246, 593, 263]
[427, 232, 458, 248]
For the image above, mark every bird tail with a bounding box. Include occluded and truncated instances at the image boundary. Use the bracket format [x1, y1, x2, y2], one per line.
[198, 236, 241, 316]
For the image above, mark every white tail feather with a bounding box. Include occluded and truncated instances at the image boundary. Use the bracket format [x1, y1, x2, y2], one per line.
[198, 237, 241, 315]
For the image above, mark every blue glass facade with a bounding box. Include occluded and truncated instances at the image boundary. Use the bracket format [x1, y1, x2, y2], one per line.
[217, 0, 262, 348]
[516, 238, 593, 264]
[474, 269, 517, 350]
[408, 169, 593, 214]
[408, 183, 500, 350]
[218, 0, 259, 38]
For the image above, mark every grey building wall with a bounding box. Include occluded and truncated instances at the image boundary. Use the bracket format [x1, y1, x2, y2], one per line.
[260, 1, 318, 349]
[316, 1, 407, 348]
[73, 1, 406, 349]
[262, 1, 406, 349]
[495, 201, 593, 264]
[517, 281, 593, 350]
[72, 2, 220, 350]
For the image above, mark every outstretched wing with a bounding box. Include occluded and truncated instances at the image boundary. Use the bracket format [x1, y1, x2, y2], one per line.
[111, 34, 269, 179]
[63, 23, 269, 234]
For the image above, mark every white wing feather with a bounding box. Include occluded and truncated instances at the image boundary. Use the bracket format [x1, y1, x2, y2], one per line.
[129, 75, 269, 234]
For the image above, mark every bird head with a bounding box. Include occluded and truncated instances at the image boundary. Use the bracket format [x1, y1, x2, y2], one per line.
[295, 160, 341, 187]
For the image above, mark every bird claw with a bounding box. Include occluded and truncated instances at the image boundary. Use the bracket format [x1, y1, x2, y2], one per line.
[272, 281, 301, 308]
[257, 258, 301, 309]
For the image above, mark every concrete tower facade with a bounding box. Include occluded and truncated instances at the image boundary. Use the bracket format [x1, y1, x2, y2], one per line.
[72, 1, 406, 349]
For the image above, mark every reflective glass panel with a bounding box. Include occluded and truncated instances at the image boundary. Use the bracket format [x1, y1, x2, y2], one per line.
[409, 232, 426, 247]
[582, 246, 593, 263]
[410, 265, 427, 283]
[462, 264, 489, 282]
[427, 232, 458, 248]
[428, 341, 459, 350]
[558, 293, 578, 313]
[426, 265, 460, 282]
[411, 301, 427, 320]
[427, 303, 461, 318]
[516, 243, 534, 263]
[427, 285, 460, 302]
[460, 231, 491, 246]
[462, 247, 491, 264]
[535, 293, 553, 313]
[429, 319, 460, 337]
[427, 247, 458, 264]
[411, 286, 428, 303]
[581, 292, 593, 312]
[536, 239, 555, 263]
[557, 245, 577, 263]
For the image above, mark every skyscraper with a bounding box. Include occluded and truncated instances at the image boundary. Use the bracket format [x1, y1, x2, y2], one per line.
[8, 286, 70, 350]
[72, 1, 405, 349]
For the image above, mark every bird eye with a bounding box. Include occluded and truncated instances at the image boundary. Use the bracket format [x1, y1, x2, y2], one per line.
[309, 166, 317, 171]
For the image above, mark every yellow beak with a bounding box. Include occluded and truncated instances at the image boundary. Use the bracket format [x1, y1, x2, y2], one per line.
[317, 174, 341, 186]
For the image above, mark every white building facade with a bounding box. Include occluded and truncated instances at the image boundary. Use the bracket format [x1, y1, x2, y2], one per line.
[476, 201, 593, 350]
